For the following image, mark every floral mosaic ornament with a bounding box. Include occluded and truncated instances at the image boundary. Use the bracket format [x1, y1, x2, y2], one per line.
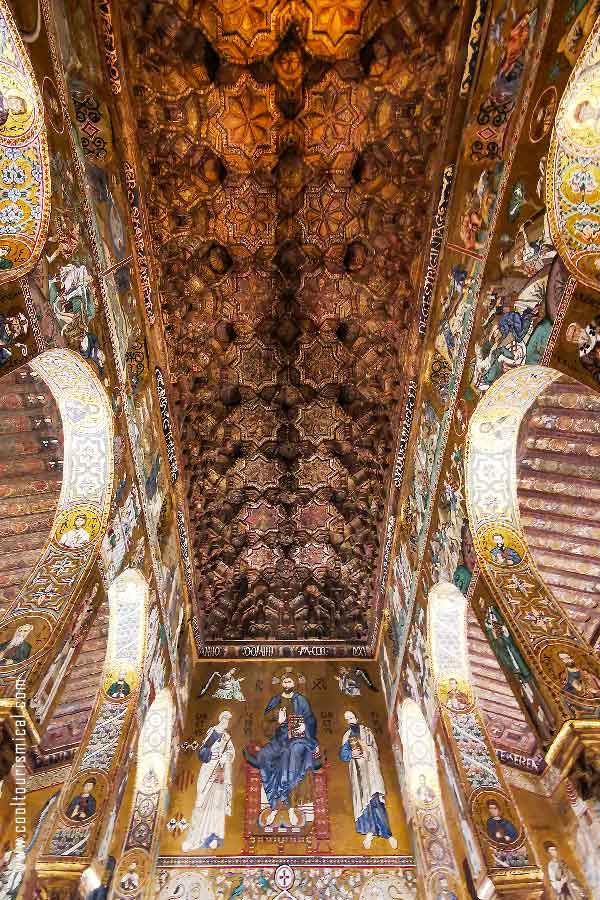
[397, 699, 459, 899]
[0, 0, 50, 284]
[155, 866, 417, 900]
[547, 16, 600, 290]
[112, 690, 176, 900]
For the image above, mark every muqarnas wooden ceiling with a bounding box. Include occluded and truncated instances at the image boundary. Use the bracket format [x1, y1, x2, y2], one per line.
[119, 0, 460, 644]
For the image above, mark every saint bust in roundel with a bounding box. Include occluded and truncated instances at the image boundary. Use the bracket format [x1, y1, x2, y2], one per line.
[0, 623, 33, 665]
[0, 66, 38, 144]
[0, 89, 27, 127]
[0, 616, 51, 668]
[66, 777, 98, 822]
[54, 507, 101, 551]
[545, 646, 600, 703]
[489, 532, 522, 567]
[443, 677, 472, 713]
[479, 525, 525, 570]
[59, 513, 92, 549]
[485, 798, 519, 845]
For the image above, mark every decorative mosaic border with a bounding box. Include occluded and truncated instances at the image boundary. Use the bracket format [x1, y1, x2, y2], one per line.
[158, 856, 415, 869]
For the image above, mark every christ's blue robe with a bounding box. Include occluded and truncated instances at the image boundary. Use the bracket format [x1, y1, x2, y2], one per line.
[252, 692, 319, 809]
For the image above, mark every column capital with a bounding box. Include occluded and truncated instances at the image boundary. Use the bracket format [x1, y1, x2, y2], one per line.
[0, 699, 41, 745]
[545, 720, 600, 780]
[34, 862, 85, 900]
[489, 866, 545, 899]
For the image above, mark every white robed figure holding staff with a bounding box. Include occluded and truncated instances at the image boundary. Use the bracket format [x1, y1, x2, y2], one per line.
[182, 711, 235, 850]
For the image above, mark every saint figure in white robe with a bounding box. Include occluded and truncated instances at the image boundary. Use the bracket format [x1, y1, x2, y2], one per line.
[545, 843, 587, 899]
[182, 711, 234, 851]
[339, 710, 397, 850]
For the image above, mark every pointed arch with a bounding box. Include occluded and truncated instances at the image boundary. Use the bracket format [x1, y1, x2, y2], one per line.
[0, 0, 50, 284]
[465, 365, 600, 731]
[427, 580, 539, 889]
[36, 568, 148, 883]
[0, 349, 113, 724]
[546, 16, 600, 291]
[110, 688, 175, 900]
[397, 698, 459, 900]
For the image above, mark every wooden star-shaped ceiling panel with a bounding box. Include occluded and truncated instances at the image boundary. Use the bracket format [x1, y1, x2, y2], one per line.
[120, 0, 458, 644]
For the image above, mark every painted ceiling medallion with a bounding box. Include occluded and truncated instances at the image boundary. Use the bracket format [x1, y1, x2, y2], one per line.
[0, 0, 50, 284]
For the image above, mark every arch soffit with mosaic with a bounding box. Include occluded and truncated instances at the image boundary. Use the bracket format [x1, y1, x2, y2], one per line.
[465, 365, 600, 725]
[111, 687, 175, 900]
[427, 581, 537, 880]
[0, 349, 114, 714]
[37, 567, 148, 875]
[0, 0, 50, 284]
[428, 582, 473, 710]
[397, 698, 459, 899]
[546, 16, 600, 292]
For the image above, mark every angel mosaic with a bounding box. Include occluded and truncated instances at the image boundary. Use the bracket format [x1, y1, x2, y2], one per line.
[198, 668, 246, 702]
[335, 666, 378, 697]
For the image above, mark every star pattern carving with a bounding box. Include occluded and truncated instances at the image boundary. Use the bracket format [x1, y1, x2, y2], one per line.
[121, 0, 458, 643]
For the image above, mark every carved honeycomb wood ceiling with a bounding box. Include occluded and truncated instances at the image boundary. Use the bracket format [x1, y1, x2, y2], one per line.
[121, 0, 457, 643]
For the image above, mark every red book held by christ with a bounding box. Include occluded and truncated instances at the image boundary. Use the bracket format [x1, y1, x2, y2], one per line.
[287, 715, 305, 739]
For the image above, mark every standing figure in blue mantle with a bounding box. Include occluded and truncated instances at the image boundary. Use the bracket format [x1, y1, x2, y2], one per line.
[340, 710, 397, 850]
[244, 674, 321, 826]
